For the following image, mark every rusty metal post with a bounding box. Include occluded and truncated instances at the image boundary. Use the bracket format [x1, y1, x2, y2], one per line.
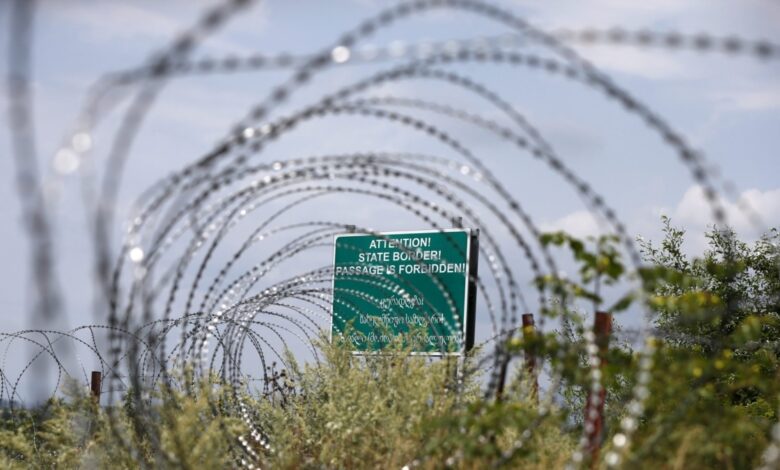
[90, 371, 101, 402]
[521, 313, 538, 403]
[585, 311, 612, 467]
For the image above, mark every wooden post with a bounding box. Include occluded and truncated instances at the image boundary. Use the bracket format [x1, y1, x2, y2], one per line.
[90, 371, 101, 402]
[585, 311, 612, 467]
[522, 313, 538, 403]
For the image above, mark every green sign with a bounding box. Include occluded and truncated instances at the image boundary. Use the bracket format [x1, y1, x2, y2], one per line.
[331, 229, 477, 355]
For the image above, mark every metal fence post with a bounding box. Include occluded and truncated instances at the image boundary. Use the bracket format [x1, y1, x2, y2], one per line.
[522, 313, 538, 404]
[90, 371, 102, 403]
[585, 311, 612, 467]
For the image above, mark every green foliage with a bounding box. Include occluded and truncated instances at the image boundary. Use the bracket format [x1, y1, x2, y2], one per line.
[0, 341, 575, 469]
[0, 382, 99, 469]
[638, 216, 780, 348]
[255, 337, 574, 468]
[627, 217, 780, 468]
[1, 218, 776, 469]
[0, 374, 247, 469]
[623, 339, 777, 469]
[538, 232, 630, 313]
[531, 218, 779, 468]
[418, 401, 574, 468]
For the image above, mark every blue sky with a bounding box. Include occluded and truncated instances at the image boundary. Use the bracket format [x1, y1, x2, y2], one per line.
[1, 1, 779, 387]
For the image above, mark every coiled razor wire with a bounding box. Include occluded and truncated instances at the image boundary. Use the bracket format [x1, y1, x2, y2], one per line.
[4, 0, 779, 468]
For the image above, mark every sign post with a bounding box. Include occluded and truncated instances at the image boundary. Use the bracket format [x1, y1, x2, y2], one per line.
[331, 229, 478, 355]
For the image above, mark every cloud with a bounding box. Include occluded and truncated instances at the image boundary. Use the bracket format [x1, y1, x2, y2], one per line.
[713, 86, 780, 111]
[539, 185, 780, 255]
[673, 185, 780, 231]
[540, 209, 605, 239]
[51, 1, 254, 55]
[543, 120, 604, 157]
[656, 185, 780, 252]
[510, 0, 780, 81]
[578, 47, 689, 80]
[513, 0, 690, 29]
[153, 81, 256, 134]
[54, 3, 182, 43]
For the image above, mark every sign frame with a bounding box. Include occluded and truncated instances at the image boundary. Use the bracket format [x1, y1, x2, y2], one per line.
[330, 228, 479, 356]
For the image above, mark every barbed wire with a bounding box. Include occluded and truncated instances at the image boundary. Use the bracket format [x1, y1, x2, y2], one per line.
[3, 0, 779, 468]
[103, 28, 779, 85]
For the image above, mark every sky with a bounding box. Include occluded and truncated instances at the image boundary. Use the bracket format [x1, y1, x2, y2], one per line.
[1, 0, 779, 396]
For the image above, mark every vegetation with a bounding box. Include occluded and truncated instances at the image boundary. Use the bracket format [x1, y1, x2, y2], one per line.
[1, 218, 777, 468]
[0, 377, 245, 469]
[628, 218, 779, 468]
